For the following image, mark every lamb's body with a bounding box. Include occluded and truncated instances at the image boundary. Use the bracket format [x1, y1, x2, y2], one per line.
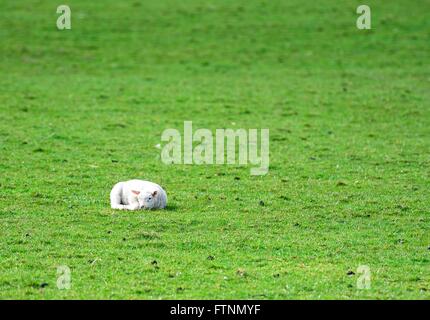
[110, 179, 167, 210]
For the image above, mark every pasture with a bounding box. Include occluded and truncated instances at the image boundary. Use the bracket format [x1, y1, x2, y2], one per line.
[0, 0, 429, 299]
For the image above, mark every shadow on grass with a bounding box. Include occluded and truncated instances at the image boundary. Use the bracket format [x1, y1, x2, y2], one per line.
[165, 203, 178, 212]
[107, 203, 178, 214]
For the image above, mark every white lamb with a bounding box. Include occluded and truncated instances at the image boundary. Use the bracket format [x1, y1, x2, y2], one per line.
[110, 179, 167, 210]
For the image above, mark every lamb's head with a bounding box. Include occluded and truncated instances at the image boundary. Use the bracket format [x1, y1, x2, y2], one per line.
[132, 190, 158, 209]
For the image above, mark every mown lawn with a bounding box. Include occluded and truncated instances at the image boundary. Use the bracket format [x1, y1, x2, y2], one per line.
[0, 0, 429, 299]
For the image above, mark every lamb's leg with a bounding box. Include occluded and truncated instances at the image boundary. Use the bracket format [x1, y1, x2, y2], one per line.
[111, 203, 138, 210]
[111, 182, 141, 210]
[110, 182, 125, 210]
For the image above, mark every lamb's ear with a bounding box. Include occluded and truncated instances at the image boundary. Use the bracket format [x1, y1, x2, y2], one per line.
[131, 190, 140, 195]
[152, 190, 158, 197]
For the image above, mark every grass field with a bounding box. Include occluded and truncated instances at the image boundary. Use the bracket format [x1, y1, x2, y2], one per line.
[0, 0, 429, 299]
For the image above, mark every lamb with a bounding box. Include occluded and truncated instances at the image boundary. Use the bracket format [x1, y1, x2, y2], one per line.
[110, 179, 167, 210]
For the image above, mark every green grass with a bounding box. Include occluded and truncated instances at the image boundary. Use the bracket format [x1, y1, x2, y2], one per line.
[0, 0, 429, 299]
